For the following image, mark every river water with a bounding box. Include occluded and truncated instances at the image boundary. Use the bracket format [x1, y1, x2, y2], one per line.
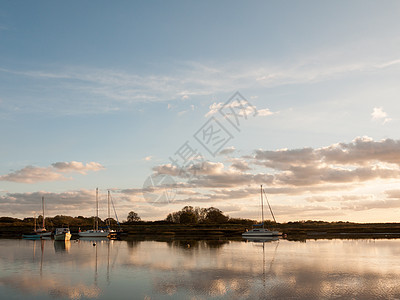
[1, 237, 400, 299]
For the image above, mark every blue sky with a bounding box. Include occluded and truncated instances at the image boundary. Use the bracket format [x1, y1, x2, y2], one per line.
[1, 1, 400, 222]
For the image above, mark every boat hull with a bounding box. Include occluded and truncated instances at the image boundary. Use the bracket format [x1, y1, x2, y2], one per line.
[78, 230, 110, 238]
[39, 231, 52, 238]
[242, 229, 282, 237]
[54, 232, 72, 241]
[22, 234, 41, 239]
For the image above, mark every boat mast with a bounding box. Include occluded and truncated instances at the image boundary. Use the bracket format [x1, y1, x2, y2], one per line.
[96, 188, 99, 231]
[262, 188, 277, 223]
[42, 196, 45, 229]
[261, 185, 264, 229]
[110, 193, 121, 230]
[107, 190, 110, 228]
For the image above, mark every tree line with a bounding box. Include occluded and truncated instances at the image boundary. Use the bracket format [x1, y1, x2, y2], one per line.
[128, 205, 254, 225]
[0, 206, 255, 227]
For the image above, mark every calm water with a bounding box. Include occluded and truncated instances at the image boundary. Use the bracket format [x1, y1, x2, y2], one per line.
[1, 238, 400, 299]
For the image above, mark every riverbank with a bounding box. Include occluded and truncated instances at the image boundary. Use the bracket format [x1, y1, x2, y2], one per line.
[3, 221, 400, 239]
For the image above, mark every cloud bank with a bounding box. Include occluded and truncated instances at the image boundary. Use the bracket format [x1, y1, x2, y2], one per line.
[0, 161, 104, 183]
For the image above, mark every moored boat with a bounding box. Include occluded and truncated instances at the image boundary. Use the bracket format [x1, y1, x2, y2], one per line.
[54, 227, 72, 241]
[22, 233, 41, 239]
[35, 196, 52, 238]
[22, 214, 41, 239]
[242, 185, 282, 238]
[79, 188, 110, 238]
[78, 229, 109, 237]
[242, 227, 281, 237]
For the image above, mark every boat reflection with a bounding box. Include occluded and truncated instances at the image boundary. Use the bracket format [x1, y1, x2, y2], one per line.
[243, 236, 280, 243]
[0, 238, 121, 299]
[54, 240, 71, 253]
[79, 237, 110, 242]
[5, 238, 400, 299]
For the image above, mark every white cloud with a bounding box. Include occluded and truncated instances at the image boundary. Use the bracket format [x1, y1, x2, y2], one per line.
[0, 161, 104, 183]
[178, 110, 188, 116]
[205, 102, 223, 118]
[371, 107, 391, 124]
[218, 146, 236, 156]
[0, 189, 109, 218]
[0, 166, 68, 184]
[144, 156, 153, 161]
[254, 137, 400, 169]
[205, 101, 276, 119]
[257, 108, 275, 116]
[229, 158, 251, 171]
[51, 161, 104, 174]
[377, 59, 400, 68]
[143, 137, 400, 214]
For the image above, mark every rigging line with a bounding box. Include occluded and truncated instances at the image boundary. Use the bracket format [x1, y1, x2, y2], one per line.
[110, 193, 121, 228]
[268, 240, 280, 273]
[262, 188, 277, 223]
[110, 241, 121, 270]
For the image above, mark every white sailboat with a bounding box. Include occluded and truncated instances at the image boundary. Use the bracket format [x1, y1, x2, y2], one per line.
[79, 188, 110, 238]
[106, 190, 116, 236]
[242, 185, 282, 237]
[36, 196, 52, 238]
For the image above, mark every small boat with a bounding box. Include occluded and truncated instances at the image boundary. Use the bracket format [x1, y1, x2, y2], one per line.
[22, 214, 41, 239]
[22, 233, 41, 239]
[54, 227, 72, 241]
[78, 229, 110, 237]
[242, 185, 282, 238]
[242, 227, 281, 237]
[36, 228, 52, 238]
[79, 188, 110, 238]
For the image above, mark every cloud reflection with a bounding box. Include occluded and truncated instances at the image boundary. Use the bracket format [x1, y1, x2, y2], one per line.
[2, 239, 400, 299]
[0, 275, 100, 299]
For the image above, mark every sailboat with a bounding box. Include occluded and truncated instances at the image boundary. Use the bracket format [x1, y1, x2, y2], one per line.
[242, 185, 282, 237]
[79, 188, 110, 238]
[35, 196, 52, 238]
[105, 190, 117, 237]
[22, 197, 52, 239]
[22, 214, 41, 239]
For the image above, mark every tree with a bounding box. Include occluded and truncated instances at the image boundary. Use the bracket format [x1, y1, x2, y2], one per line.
[127, 211, 141, 222]
[164, 206, 229, 224]
[204, 207, 228, 223]
[105, 217, 117, 226]
[166, 212, 181, 223]
[179, 211, 197, 224]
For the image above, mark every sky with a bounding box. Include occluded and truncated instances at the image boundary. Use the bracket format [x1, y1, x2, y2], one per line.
[1, 1, 400, 223]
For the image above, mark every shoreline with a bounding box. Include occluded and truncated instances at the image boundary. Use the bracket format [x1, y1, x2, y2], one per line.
[3, 222, 400, 239]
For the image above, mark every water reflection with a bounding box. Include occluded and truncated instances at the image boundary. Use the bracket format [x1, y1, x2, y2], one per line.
[0, 238, 115, 299]
[54, 240, 71, 253]
[1, 238, 400, 299]
[167, 239, 229, 249]
[243, 236, 280, 243]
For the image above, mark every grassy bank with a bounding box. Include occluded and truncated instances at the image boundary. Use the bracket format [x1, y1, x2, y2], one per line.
[2, 221, 400, 239]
